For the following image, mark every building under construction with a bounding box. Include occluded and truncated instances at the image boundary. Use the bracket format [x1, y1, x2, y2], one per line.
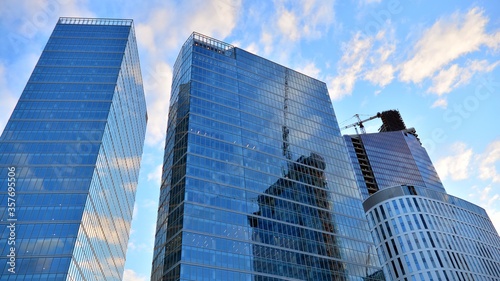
[343, 110, 500, 280]
[342, 110, 431, 197]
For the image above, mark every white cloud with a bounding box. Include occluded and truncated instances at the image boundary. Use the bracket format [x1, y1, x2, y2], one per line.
[427, 60, 500, 96]
[317, 7, 499, 104]
[399, 7, 500, 84]
[274, 0, 335, 42]
[235, 0, 335, 74]
[123, 269, 147, 281]
[295, 62, 321, 79]
[55, 0, 96, 18]
[147, 164, 163, 186]
[478, 140, 500, 183]
[364, 63, 395, 87]
[363, 29, 396, 87]
[260, 30, 274, 55]
[132, 203, 139, 220]
[478, 186, 499, 206]
[427, 64, 461, 96]
[0, 63, 18, 133]
[374, 40, 395, 62]
[244, 42, 259, 55]
[278, 9, 300, 41]
[431, 98, 448, 109]
[487, 207, 500, 235]
[136, 0, 242, 52]
[135, 23, 157, 55]
[328, 28, 396, 100]
[328, 32, 372, 100]
[469, 185, 500, 233]
[435, 142, 473, 181]
[142, 62, 172, 145]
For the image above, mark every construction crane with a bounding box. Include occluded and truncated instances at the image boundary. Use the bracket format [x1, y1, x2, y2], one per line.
[341, 112, 382, 134]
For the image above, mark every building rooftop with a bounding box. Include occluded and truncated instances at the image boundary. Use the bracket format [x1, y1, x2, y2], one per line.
[58, 17, 133, 26]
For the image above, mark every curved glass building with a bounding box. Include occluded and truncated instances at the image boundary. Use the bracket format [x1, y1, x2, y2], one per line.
[364, 185, 500, 280]
[151, 33, 384, 281]
[0, 18, 147, 280]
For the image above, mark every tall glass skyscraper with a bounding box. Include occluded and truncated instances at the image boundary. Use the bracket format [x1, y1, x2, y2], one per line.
[0, 18, 147, 280]
[152, 33, 384, 280]
[344, 111, 500, 280]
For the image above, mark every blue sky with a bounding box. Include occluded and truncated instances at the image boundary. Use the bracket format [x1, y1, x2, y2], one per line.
[0, 0, 499, 280]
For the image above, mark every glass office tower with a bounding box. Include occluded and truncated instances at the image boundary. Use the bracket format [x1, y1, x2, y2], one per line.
[151, 33, 384, 281]
[345, 129, 445, 200]
[344, 112, 500, 280]
[0, 18, 147, 280]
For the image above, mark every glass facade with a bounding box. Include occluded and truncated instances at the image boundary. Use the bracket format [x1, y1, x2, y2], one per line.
[365, 185, 500, 280]
[0, 18, 147, 280]
[344, 120, 500, 280]
[152, 33, 384, 280]
[344, 130, 445, 199]
[249, 153, 344, 280]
